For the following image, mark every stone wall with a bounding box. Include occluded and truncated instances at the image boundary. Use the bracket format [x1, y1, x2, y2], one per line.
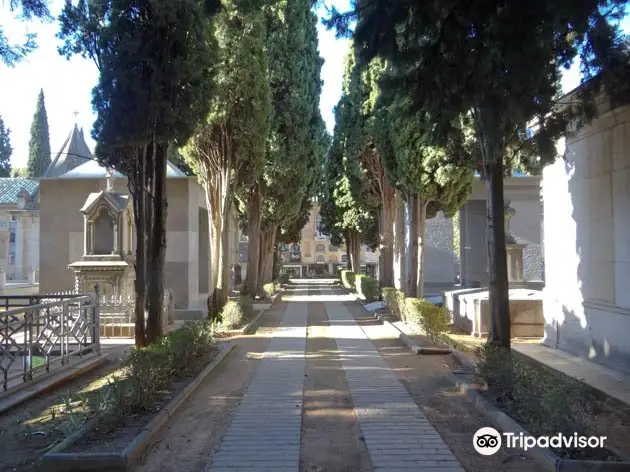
[542, 98, 630, 375]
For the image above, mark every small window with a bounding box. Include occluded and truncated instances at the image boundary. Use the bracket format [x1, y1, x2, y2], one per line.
[9, 232, 15, 243]
[8, 253, 15, 265]
[316, 243, 325, 252]
[329, 245, 338, 252]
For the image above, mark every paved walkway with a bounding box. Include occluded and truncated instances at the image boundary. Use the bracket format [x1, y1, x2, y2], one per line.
[206, 299, 308, 472]
[325, 300, 465, 472]
[205, 285, 464, 472]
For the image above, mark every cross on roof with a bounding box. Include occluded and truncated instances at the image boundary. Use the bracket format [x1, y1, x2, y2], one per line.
[73, 111, 79, 119]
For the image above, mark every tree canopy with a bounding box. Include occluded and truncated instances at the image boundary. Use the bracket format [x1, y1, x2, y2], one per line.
[26, 89, 51, 177]
[1, 0, 51, 66]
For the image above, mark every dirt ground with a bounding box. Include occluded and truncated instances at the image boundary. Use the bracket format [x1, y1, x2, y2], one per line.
[0, 346, 129, 472]
[134, 299, 289, 472]
[344, 301, 542, 472]
[300, 290, 372, 472]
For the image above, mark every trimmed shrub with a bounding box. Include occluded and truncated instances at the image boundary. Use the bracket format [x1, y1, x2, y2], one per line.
[356, 275, 379, 301]
[404, 297, 450, 344]
[263, 282, 276, 298]
[278, 273, 289, 285]
[340, 270, 356, 290]
[221, 300, 244, 329]
[382, 287, 405, 319]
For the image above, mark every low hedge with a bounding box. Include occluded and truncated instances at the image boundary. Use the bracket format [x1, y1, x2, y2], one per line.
[221, 295, 254, 329]
[355, 274, 379, 302]
[382, 287, 405, 320]
[404, 297, 450, 344]
[340, 270, 356, 290]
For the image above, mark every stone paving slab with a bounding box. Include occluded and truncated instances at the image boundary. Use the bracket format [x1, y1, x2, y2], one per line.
[324, 300, 466, 472]
[205, 300, 307, 472]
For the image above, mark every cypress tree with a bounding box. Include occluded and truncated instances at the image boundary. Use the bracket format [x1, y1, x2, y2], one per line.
[0, 115, 12, 178]
[26, 89, 51, 177]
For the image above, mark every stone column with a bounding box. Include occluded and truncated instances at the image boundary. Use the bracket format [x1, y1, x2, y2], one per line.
[113, 221, 119, 254]
[0, 267, 6, 289]
[83, 215, 89, 255]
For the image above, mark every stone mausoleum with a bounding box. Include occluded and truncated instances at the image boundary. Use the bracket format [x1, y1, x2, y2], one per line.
[39, 124, 213, 316]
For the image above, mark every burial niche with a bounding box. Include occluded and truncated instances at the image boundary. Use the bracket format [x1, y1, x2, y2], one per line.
[93, 207, 115, 255]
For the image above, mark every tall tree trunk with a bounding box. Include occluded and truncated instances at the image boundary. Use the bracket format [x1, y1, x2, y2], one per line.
[345, 231, 352, 270]
[393, 190, 407, 293]
[407, 195, 419, 297]
[380, 182, 395, 287]
[146, 141, 168, 343]
[475, 108, 511, 348]
[272, 240, 280, 281]
[131, 146, 147, 347]
[203, 177, 221, 293]
[216, 170, 232, 308]
[416, 200, 428, 300]
[349, 230, 361, 273]
[243, 183, 262, 296]
[257, 227, 276, 292]
[486, 158, 511, 347]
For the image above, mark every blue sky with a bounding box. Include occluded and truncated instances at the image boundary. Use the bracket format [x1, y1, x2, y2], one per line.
[0, 0, 625, 169]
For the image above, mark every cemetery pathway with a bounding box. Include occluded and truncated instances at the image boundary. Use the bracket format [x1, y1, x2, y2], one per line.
[137, 281, 540, 472]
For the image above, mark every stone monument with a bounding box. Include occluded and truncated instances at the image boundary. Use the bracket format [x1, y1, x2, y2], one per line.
[504, 201, 527, 287]
[68, 168, 135, 296]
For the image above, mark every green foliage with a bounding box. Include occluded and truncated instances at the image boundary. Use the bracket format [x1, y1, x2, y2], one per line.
[404, 298, 450, 344]
[93, 321, 217, 419]
[319, 47, 378, 246]
[220, 300, 242, 329]
[355, 274, 379, 301]
[277, 273, 290, 285]
[337, 0, 630, 171]
[167, 144, 195, 176]
[382, 286, 405, 320]
[1, 0, 51, 66]
[60, 0, 221, 153]
[340, 269, 355, 290]
[0, 115, 12, 177]
[26, 89, 50, 177]
[263, 282, 276, 298]
[476, 345, 597, 459]
[252, 0, 326, 239]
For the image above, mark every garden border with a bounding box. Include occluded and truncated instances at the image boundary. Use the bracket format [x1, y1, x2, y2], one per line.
[445, 372, 630, 472]
[380, 318, 453, 355]
[39, 342, 236, 472]
[0, 352, 115, 415]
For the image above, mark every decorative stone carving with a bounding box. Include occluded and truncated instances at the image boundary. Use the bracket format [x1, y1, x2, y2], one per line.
[504, 200, 517, 244]
[69, 182, 133, 297]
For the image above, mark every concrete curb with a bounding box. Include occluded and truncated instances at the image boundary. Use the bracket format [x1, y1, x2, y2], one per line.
[445, 372, 630, 472]
[381, 318, 453, 355]
[40, 343, 236, 472]
[0, 353, 114, 415]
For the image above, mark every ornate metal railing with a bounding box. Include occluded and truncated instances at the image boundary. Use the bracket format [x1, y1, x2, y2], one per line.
[0, 293, 100, 392]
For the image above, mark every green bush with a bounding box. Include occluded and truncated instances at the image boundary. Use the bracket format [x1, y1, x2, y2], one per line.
[476, 345, 594, 458]
[340, 270, 356, 290]
[221, 300, 244, 329]
[278, 273, 289, 285]
[356, 275, 379, 301]
[164, 320, 215, 375]
[263, 282, 276, 298]
[404, 298, 450, 343]
[382, 287, 405, 319]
